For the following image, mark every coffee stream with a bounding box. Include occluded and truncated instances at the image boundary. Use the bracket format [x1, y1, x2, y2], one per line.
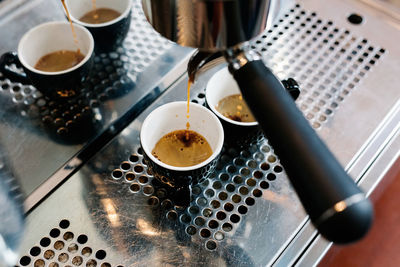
[61, 0, 80, 53]
[186, 80, 192, 140]
[92, 0, 98, 19]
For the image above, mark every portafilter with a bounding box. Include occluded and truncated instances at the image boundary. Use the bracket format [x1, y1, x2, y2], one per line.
[141, 0, 373, 243]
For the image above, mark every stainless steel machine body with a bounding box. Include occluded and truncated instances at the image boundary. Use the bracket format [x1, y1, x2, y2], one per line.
[141, 0, 282, 50]
[0, 0, 399, 266]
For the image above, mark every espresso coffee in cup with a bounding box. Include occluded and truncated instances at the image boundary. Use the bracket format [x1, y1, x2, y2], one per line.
[0, 21, 94, 99]
[206, 67, 261, 147]
[80, 8, 121, 24]
[152, 129, 213, 167]
[216, 94, 256, 123]
[34, 50, 85, 72]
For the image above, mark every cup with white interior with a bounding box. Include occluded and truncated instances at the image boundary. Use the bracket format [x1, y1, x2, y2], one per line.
[63, 0, 132, 52]
[140, 101, 224, 190]
[0, 21, 94, 99]
[206, 67, 262, 147]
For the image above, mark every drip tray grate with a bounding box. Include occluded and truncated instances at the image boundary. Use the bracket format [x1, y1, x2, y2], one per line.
[250, 3, 385, 129]
[0, 0, 171, 143]
[16, 220, 122, 267]
[110, 90, 284, 251]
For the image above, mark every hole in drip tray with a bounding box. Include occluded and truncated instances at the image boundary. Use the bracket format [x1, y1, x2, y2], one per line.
[238, 205, 248, 214]
[206, 240, 217, 250]
[224, 203, 234, 212]
[148, 196, 159, 206]
[203, 208, 213, 217]
[200, 228, 211, 238]
[195, 217, 205, 226]
[77, 234, 88, 244]
[245, 197, 255, 206]
[20, 256, 31, 266]
[82, 247, 92, 257]
[211, 200, 221, 209]
[246, 178, 256, 187]
[34, 259, 45, 267]
[49, 228, 60, 238]
[95, 250, 106, 260]
[44, 250, 55, 260]
[72, 256, 83, 266]
[30, 246, 41, 256]
[86, 259, 97, 267]
[222, 223, 233, 232]
[58, 253, 69, 263]
[186, 226, 197, 235]
[347, 13, 363, 24]
[208, 220, 219, 229]
[54, 241, 64, 250]
[125, 172, 135, 181]
[68, 243, 78, 253]
[219, 192, 228, 200]
[230, 214, 240, 223]
[59, 219, 70, 229]
[260, 181, 270, 189]
[120, 161, 131, 171]
[63, 231, 74, 241]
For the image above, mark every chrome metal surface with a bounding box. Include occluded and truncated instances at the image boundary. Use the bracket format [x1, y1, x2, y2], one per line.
[12, 0, 400, 266]
[296, 128, 400, 267]
[141, 0, 284, 51]
[0, 0, 192, 201]
[0, 149, 24, 267]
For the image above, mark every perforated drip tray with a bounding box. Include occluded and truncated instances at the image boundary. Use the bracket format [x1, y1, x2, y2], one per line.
[111, 136, 278, 251]
[19, 0, 400, 266]
[0, 0, 172, 144]
[16, 219, 122, 267]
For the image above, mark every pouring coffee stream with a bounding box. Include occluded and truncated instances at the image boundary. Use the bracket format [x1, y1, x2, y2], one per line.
[142, 0, 373, 243]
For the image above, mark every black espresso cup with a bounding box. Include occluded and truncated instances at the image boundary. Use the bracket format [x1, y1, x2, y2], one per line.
[0, 21, 94, 99]
[63, 0, 132, 52]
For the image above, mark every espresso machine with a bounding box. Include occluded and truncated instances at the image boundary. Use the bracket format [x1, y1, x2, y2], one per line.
[3, 0, 400, 265]
[141, 0, 373, 243]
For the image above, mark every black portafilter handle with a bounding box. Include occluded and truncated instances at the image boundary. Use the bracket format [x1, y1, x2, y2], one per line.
[227, 53, 373, 244]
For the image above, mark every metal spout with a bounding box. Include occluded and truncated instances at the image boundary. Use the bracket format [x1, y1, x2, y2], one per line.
[187, 50, 224, 82]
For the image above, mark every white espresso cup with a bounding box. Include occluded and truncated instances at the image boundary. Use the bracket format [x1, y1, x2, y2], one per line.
[0, 21, 94, 99]
[140, 101, 224, 188]
[206, 67, 262, 147]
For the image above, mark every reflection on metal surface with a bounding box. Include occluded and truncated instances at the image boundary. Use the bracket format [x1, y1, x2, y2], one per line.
[314, 193, 366, 227]
[0, 148, 24, 267]
[137, 219, 159, 237]
[334, 201, 347, 213]
[101, 199, 121, 228]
